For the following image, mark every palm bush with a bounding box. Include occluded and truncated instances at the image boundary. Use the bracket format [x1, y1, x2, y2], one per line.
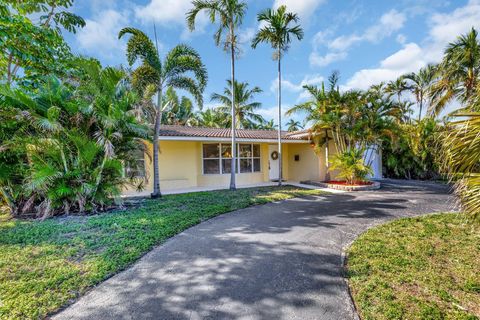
[330, 149, 373, 184]
[383, 118, 441, 180]
[441, 113, 480, 220]
[0, 60, 149, 218]
[288, 73, 400, 182]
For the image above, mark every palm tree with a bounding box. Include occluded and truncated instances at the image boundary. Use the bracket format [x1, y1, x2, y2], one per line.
[431, 28, 480, 116]
[287, 74, 339, 181]
[251, 5, 304, 185]
[385, 77, 407, 104]
[286, 119, 302, 132]
[187, 0, 247, 191]
[162, 87, 196, 126]
[403, 64, 436, 121]
[211, 80, 264, 129]
[255, 118, 277, 130]
[193, 109, 227, 128]
[119, 28, 207, 198]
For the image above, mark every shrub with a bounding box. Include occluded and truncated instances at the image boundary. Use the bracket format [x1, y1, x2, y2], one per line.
[329, 148, 373, 184]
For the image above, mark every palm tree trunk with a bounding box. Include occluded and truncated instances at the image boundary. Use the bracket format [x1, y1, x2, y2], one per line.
[229, 28, 237, 191]
[151, 85, 162, 198]
[324, 129, 330, 181]
[418, 93, 423, 121]
[277, 48, 283, 186]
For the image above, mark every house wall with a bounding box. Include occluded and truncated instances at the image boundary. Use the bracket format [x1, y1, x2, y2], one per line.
[287, 143, 321, 182]
[123, 140, 324, 195]
[196, 141, 268, 187]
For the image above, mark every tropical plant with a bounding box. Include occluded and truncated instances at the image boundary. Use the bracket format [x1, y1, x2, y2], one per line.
[187, 0, 247, 190]
[162, 87, 197, 126]
[254, 118, 277, 130]
[385, 77, 407, 104]
[0, 0, 85, 85]
[382, 118, 441, 180]
[211, 80, 264, 129]
[288, 72, 358, 155]
[288, 73, 401, 182]
[431, 28, 480, 116]
[0, 60, 149, 218]
[286, 119, 303, 132]
[119, 28, 207, 198]
[251, 5, 304, 185]
[192, 108, 228, 128]
[330, 149, 373, 184]
[403, 64, 437, 120]
[441, 112, 480, 220]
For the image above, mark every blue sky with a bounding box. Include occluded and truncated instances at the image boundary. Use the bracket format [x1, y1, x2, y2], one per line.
[65, 0, 479, 125]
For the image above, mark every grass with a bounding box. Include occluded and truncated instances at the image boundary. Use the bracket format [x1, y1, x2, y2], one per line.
[0, 186, 324, 319]
[347, 213, 480, 320]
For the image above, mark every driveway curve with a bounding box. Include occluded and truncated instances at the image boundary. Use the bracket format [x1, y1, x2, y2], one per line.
[53, 180, 456, 320]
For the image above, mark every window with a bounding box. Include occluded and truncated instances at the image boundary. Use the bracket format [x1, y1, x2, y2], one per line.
[125, 148, 146, 178]
[203, 144, 220, 174]
[221, 144, 235, 174]
[202, 143, 261, 174]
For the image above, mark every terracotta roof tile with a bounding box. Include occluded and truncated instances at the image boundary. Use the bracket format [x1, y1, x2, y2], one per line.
[159, 125, 309, 141]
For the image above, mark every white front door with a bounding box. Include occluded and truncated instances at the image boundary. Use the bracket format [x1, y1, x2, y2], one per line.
[268, 145, 279, 181]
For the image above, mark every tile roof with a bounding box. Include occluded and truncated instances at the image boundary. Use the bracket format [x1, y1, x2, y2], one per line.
[158, 125, 310, 141]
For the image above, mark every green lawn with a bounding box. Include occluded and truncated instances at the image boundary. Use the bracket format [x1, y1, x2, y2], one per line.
[347, 213, 480, 320]
[0, 186, 324, 319]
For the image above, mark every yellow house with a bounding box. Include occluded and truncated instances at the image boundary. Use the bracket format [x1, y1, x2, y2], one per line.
[123, 125, 337, 196]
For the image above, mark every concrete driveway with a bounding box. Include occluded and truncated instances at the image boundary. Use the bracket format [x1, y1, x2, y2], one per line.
[53, 180, 456, 320]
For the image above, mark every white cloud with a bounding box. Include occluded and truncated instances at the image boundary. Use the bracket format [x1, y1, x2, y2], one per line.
[309, 51, 347, 67]
[363, 9, 406, 42]
[135, 0, 208, 39]
[258, 104, 293, 124]
[345, 43, 424, 90]
[273, 0, 326, 24]
[310, 9, 406, 67]
[76, 9, 129, 60]
[135, 0, 191, 26]
[345, 0, 480, 90]
[270, 74, 324, 93]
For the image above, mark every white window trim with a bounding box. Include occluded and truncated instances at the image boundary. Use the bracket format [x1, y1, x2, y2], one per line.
[201, 143, 262, 175]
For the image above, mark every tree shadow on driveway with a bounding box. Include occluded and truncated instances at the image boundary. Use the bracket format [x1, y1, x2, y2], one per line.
[53, 181, 456, 320]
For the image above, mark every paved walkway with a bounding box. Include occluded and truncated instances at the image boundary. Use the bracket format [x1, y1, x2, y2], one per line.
[53, 180, 456, 320]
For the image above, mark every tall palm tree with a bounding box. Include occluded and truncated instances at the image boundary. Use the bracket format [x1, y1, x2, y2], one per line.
[251, 5, 304, 185]
[431, 28, 480, 116]
[286, 119, 303, 132]
[119, 28, 207, 198]
[187, 0, 247, 191]
[211, 80, 264, 129]
[403, 64, 436, 121]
